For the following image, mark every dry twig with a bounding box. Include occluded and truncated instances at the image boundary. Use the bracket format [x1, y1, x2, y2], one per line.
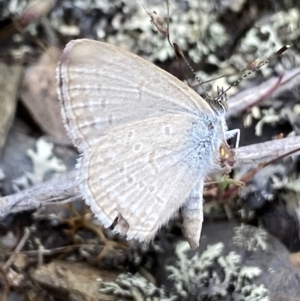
[227, 66, 300, 117]
[0, 135, 299, 217]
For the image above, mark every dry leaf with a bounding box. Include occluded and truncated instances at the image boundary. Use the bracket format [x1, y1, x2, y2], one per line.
[21, 46, 69, 141]
[0, 61, 23, 154]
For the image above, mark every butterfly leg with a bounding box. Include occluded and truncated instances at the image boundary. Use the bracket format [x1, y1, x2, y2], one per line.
[181, 180, 204, 249]
[226, 128, 240, 149]
[220, 128, 240, 173]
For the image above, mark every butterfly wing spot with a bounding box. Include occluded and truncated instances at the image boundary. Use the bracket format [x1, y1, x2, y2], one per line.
[127, 130, 134, 138]
[148, 150, 159, 174]
[134, 144, 141, 152]
[127, 176, 134, 183]
[108, 114, 113, 125]
[139, 181, 145, 189]
[101, 98, 107, 109]
[164, 126, 171, 135]
[148, 150, 155, 164]
[149, 185, 155, 192]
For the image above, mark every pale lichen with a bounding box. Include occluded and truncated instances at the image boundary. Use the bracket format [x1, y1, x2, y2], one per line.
[233, 224, 268, 251]
[99, 240, 269, 300]
[12, 138, 66, 191]
[98, 273, 177, 301]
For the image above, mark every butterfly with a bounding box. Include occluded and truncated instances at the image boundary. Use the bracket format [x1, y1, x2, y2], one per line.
[57, 39, 238, 249]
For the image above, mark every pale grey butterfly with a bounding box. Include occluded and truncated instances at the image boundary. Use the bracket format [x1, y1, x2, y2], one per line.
[57, 39, 239, 249]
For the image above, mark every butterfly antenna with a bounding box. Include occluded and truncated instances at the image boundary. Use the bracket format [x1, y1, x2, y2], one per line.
[140, 0, 212, 99]
[165, 0, 172, 48]
[173, 42, 212, 102]
[216, 44, 291, 103]
[140, 0, 172, 47]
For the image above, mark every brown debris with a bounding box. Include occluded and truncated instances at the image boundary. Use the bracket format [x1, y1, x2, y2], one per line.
[30, 260, 123, 301]
[227, 67, 300, 118]
[0, 135, 300, 218]
[0, 61, 23, 155]
[20, 46, 69, 141]
[0, 1, 299, 300]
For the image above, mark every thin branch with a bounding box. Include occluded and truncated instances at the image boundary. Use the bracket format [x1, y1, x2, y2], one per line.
[0, 136, 299, 217]
[235, 135, 300, 166]
[0, 170, 79, 217]
[227, 66, 300, 117]
[3, 228, 31, 271]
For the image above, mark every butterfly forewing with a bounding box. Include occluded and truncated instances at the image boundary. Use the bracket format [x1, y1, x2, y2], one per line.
[57, 39, 214, 151]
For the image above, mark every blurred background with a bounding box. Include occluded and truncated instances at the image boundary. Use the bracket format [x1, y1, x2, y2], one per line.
[0, 0, 300, 300]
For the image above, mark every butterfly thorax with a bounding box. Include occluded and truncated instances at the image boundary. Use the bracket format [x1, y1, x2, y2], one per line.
[185, 111, 227, 176]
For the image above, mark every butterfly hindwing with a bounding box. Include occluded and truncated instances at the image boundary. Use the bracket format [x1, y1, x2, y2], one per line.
[78, 114, 209, 241]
